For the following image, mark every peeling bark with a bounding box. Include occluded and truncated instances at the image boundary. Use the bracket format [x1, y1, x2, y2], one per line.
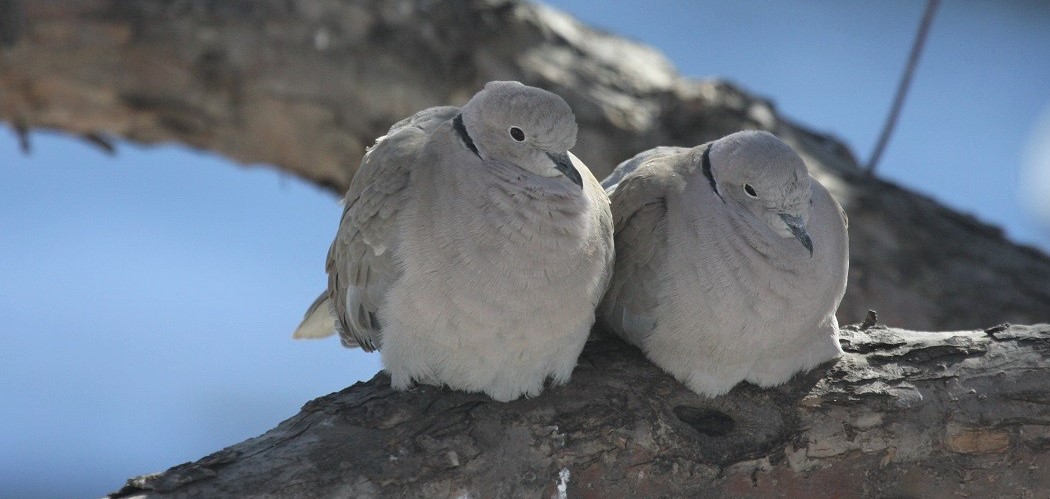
[110, 324, 1050, 498]
[2, 3, 1050, 495]
[1, 1, 1047, 331]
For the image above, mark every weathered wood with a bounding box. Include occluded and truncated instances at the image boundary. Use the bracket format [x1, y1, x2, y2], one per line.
[110, 323, 1050, 498]
[2, 3, 1049, 495]
[1, 0, 1047, 331]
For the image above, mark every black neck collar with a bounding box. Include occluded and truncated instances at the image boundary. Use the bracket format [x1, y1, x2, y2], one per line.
[453, 114, 481, 158]
[701, 144, 724, 202]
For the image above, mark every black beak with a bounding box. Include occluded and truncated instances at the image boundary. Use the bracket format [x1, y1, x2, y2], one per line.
[547, 151, 583, 189]
[778, 213, 813, 256]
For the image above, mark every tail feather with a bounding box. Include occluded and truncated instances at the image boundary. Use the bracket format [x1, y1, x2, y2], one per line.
[292, 292, 337, 340]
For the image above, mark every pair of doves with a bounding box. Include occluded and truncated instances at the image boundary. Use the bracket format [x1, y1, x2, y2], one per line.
[293, 81, 848, 401]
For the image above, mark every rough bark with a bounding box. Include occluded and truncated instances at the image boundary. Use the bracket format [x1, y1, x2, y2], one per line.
[1, 0, 1048, 331]
[3, 3, 1050, 496]
[108, 323, 1050, 498]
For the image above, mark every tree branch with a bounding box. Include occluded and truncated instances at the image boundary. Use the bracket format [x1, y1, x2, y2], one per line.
[109, 324, 1050, 498]
[3, 3, 1048, 495]
[866, 0, 940, 173]
[1, 0, 1046, 331]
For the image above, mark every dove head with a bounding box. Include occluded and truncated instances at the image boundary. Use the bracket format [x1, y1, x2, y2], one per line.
[707, 130, 814, 254]
[460, 81, 583, 188]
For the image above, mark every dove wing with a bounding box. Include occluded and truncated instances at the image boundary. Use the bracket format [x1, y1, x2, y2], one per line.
[598, 148, 686, 345]
[327, 106, 460, 351]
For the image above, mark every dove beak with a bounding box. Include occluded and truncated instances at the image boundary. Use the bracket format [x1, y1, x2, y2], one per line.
[778, 213, 813, 256]
[547, 151, 583, 188]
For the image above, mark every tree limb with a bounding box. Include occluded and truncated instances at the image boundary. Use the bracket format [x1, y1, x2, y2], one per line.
[109, 324, 1050, 498]
[867, 0, 940, 173]
[1, 1, 1046, 331]
[4, 3, 1048, 495]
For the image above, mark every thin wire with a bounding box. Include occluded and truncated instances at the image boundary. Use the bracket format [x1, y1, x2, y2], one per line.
[866, 0, 941, 174]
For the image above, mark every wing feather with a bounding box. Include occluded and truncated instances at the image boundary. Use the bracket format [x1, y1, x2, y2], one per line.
[326, 106, 460, 351]
[598, 147, 685, 345]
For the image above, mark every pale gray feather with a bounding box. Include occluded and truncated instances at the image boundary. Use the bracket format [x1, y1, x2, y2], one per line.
[596, 146, 689, 344]
[601, 145, 687, 193]
[326, 106, 460, 351]
[297, 82, 613, 402]
[598, 130, 849, 397]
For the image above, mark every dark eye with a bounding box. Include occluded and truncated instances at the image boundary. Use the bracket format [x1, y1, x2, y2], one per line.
[509, 126, 526, 142]
[744, 184, 758, 197]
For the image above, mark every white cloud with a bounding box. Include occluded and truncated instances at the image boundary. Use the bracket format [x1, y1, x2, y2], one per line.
[1020, 101, 1050, 234]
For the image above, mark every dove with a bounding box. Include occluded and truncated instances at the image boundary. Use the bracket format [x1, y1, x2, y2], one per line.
[597, 130, 848, 397]
[294, 81, 614, 402]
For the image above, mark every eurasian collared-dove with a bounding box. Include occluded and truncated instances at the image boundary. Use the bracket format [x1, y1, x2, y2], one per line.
[294, 81, 614, 402]
[598, 130, 848, 397]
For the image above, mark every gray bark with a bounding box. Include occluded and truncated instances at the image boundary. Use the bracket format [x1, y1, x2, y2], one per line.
[1, 0, 1047, 330]
[109, 323, 1050, 498]
[2, 2, 1049, 497]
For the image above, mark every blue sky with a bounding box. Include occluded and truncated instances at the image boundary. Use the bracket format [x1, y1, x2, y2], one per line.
[2, 2, 1048, 497]
[543, 0, 1050, 249]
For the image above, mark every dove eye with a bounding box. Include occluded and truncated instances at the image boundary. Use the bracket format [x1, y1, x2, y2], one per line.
[509, 126, 526, 142]
[744, 184, 758, 198]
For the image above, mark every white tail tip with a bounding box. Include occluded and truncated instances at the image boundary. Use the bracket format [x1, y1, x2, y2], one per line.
[292, 293, 337, 340]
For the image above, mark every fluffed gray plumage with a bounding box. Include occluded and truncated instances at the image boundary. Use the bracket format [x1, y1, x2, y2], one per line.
[294, 81, 614, 402]
[597, 130, 848, 397]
